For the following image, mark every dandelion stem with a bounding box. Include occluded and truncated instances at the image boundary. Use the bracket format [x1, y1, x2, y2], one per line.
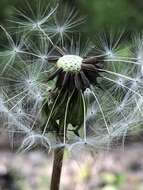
[81, 91, 87, 142]
[50, 147, 64, 190]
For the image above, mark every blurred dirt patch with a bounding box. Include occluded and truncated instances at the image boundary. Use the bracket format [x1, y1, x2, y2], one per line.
[0, 143, 142, 190]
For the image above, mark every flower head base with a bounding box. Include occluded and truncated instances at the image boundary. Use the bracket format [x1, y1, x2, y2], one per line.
[48, 55, 104, 91]
[57, 55, 83, 72]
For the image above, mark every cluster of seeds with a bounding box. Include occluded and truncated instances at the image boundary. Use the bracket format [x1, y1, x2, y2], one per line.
[57, 55, 83, 72]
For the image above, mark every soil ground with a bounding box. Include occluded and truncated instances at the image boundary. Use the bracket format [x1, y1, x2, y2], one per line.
[0, 142, 142, 190]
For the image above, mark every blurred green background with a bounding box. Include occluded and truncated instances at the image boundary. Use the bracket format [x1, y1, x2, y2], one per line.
[1, 0, 143, 34]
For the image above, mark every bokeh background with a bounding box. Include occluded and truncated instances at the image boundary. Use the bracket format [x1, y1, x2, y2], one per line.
[1, 0, 143, 32]
[0, 0, 143, 190]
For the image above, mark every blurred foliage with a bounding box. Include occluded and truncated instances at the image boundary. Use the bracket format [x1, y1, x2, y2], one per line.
[0, 0, 17, 22]
[100, 171, 125, 187]
[1, 0, 143, 33]
[76, 0, 143, 33]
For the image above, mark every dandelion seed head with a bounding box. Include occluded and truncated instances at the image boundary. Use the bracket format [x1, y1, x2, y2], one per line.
[132, 78, 140, 87]
[137, 54, 143, 62]
[116, 103, 125, 113]
[116, 77, 124, 86]
[13, 47, 21, 54]
[136, 54, 143, 75]
[0, 2, 143, 153]
[84, 88, 92, 96]
[57, 26, 64, 34]
[17, 108, 23, 114]
[25, 78, 35, 87]
[0, 97, 7, 113]
[35, 92, 43, 103]
[40, 54, 48, 61]
[57, 55, 83, 72]
[32, 21, 41, 29]
[106, 49, 115, 59]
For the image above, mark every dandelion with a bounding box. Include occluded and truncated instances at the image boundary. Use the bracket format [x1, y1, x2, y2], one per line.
[0, 1, 143, 190]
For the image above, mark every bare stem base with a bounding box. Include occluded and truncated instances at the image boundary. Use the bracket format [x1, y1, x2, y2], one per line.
[50, 147, 64, 190]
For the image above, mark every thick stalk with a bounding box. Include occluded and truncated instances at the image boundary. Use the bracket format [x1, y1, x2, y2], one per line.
[50, 147, 64, 190]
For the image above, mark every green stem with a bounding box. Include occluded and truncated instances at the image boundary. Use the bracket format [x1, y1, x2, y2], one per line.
[50, 147, 64, 190]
